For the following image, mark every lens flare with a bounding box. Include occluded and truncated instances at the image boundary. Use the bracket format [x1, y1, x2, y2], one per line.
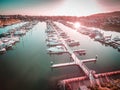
[74, 22, 80, 29]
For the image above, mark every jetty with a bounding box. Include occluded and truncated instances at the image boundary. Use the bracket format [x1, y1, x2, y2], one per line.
[45, 21, 120, 90]
[46, 21, 97, 86]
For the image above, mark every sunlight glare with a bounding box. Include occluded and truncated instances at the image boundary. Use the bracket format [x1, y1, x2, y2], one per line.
[74, 22, 80, 29]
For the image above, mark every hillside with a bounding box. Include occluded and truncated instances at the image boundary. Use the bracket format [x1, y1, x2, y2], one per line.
[0, 11, 120, 32]
[80, 11, 120, 32]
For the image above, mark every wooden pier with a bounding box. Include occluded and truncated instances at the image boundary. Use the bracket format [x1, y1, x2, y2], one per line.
[59, 70, 120, 84]
[95, 70, 120, 78]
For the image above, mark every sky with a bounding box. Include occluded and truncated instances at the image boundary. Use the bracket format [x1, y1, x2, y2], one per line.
[0, 0, 120, 16]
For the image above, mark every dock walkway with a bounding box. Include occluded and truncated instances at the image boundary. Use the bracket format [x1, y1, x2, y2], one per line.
[47, 21, 97, 85]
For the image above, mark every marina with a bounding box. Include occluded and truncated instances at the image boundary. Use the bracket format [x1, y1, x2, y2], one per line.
[0, 21, 120, 90]
[0, 21, 38, 54]
[0, 0, 120, 89]
[45, 21, 120, 89]
[64, 21, 120, 52]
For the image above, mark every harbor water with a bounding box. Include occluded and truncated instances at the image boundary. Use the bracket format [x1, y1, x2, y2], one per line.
[0, 22, 120, 90]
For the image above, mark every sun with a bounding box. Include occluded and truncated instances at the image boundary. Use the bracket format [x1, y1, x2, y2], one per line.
[74, 22, 80, 29]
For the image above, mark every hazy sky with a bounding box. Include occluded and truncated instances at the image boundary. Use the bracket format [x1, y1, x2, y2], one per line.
[0, 0, 120, 16]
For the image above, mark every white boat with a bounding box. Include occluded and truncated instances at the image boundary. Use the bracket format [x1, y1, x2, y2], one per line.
[47, 34, 57, 38]
[94, 35, 104, 41]
[67, 40, 80, 47]
[47, 46, 67, 54]
[1, 37, 16, 45]
[47, 41, 62, 46]
[47, 39, 61, 43]
[1, 38, 9, 43]
[0, 41, 6, 53]
[0, 47, 6, 53]
[46, 35, 58, 40]
[10, 36, 20, 42]
[104, 39, 112, 44]
[14, 30, 26, 35]
[45, 29, 55, 33]
[1, 38, 15, 48]
[46, 38, 58, 42]
[4, 41, 13, 49]
[113, 36, 120, 41]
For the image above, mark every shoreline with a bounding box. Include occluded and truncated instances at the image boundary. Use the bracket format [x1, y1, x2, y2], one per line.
[0, 19, 21, 28]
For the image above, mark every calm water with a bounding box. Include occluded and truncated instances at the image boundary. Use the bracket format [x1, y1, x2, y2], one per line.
[55, 22, 120, 72]
[0, 22, 120, 90]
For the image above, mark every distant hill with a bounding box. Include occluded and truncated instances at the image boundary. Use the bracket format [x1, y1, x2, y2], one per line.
[88, 11, 120, 17]
[80, 11, 120, 32]
[0, 11, 120, 32]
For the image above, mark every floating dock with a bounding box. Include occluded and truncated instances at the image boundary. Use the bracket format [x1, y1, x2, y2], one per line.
[46, 21, 97, 86]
